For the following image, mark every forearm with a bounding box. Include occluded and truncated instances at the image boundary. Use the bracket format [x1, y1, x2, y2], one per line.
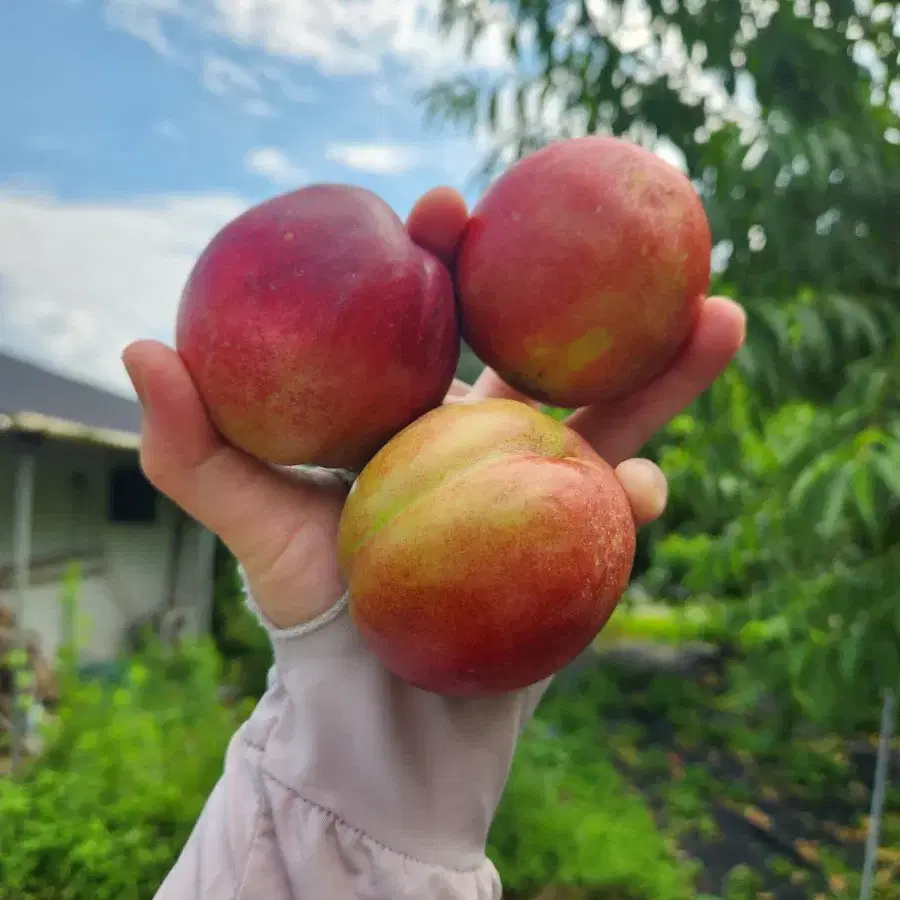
[154, 589, 550, 899]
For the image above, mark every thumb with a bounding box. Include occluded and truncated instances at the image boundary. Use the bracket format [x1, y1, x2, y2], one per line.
[121, 340, 344, 573]
[614, 458, 668, 527]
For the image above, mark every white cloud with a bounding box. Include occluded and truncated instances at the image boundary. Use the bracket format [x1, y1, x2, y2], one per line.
[258, 66, 318, 104]
[0, 188, 248, 395]
[202, 54, 260, 95]
[325, 142, 423, 175]
[103, 0, 512, 78]
[242, 97, 278, 117]
[104, 0, 181, 57]
[201, 56, 290, 117]
[244, 147, 307, 185]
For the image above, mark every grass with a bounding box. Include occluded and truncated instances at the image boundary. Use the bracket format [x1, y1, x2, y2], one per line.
[490, 717, 698, 900]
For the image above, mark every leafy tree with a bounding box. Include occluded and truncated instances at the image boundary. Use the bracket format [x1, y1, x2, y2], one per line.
[430, 0, 899, 733]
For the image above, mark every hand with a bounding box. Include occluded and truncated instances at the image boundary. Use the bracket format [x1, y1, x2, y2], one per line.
[122, 187, 745, 633]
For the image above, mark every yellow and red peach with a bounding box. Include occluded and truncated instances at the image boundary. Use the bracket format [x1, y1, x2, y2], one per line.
[338, 398, 636, 695]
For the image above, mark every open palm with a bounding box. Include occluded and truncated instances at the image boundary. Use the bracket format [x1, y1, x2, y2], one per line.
[122, 187, 745, 631]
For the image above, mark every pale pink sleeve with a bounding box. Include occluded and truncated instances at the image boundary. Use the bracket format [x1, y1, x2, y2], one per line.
[153, 588, 550, 900]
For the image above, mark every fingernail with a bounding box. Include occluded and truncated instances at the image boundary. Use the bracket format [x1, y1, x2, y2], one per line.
[122, 351, 148, 408]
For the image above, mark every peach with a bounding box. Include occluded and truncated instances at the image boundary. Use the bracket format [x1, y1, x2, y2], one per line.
[455, 136, 711, 407]
[176, 184, 460, 470]
[338, 398, 636, 695]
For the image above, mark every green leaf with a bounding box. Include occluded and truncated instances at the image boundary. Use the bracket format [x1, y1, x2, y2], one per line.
[838, 614, 868, 681]
[831, 295, 885, 352]
[789, 452, 836, 510]
[820, 466, 853, 540]
[794, 305, 833, 372]
[871, 449, 900, 496]
[851, 462, 879, 542]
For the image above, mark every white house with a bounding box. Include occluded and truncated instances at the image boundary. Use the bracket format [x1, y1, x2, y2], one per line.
[0, 350, 216, 666]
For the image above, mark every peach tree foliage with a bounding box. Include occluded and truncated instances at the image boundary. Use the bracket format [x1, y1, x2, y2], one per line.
[428, 0, 900, 734]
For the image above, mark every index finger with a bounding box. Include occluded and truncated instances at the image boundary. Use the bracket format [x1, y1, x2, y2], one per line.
[406, 186, 469, 266]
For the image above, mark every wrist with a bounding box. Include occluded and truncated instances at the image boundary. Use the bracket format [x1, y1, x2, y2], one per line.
[239, 564, 347, 632]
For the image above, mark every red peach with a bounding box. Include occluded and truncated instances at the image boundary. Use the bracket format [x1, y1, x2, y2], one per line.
[455, 136, 710, 407]
[176, 184, 460, 469]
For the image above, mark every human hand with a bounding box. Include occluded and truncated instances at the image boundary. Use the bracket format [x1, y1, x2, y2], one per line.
[122, 186, 745, 636]
[136, 186, 747, 899]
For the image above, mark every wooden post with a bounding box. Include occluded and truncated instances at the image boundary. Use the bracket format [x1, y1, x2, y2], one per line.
[860, 689, 895, 900]
[10, 433, 39, 772]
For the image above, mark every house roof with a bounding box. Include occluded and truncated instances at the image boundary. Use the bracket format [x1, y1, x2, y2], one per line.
[0, 350, 142, 449]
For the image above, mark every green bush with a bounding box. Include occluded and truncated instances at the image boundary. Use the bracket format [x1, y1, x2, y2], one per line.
[0, 640, 250, 900]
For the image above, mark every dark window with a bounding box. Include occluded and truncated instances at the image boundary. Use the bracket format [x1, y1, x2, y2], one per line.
[107, 466, 157, 523]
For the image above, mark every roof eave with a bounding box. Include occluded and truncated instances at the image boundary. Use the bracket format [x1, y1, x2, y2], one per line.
[0, 411, 140, 451]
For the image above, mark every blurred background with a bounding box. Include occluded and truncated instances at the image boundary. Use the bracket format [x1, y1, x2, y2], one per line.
[0, 0, 898, 898]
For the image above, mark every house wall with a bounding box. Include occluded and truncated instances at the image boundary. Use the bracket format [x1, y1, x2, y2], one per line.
[0, 433, 214, 664]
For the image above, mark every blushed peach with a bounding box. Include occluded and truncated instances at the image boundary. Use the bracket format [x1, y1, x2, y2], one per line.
[456, 136, 710, 407]
[338, 399, 636, 695]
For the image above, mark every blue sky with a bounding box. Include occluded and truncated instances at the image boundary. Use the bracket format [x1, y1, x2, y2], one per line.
[0, 0, 511, 395]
